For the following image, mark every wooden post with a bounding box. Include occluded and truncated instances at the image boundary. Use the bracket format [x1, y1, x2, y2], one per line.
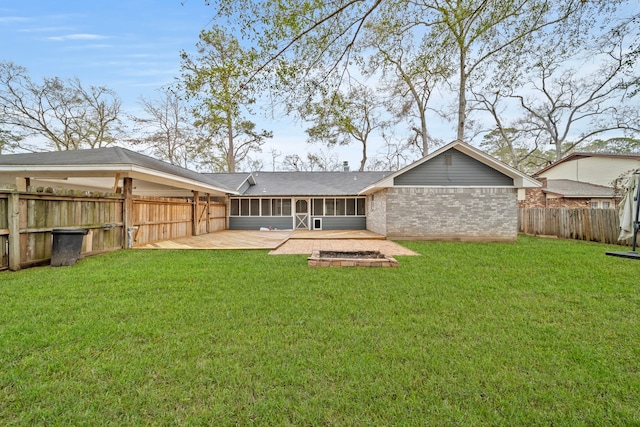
[206, 194, 211, 234]
[192, 191, 200, 236]
[123, 178, 134, 249]
[8, 192, 21, 271]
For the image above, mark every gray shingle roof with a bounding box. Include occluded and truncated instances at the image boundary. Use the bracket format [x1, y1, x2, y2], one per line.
[0, 147, 234, 191]
[202, 173, 253, 192]
[206, 171, 391, 196]
[544, 179, 614, 198]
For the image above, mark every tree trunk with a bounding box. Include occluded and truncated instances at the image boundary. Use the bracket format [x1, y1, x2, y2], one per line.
[359, 142, 367, 172]
[226, 112, 235, 172]
[457, 48, 467, 143]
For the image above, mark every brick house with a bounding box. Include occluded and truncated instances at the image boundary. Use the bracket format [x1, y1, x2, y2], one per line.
[520, 179, 617, 209]
[520, 152, 640, 209]
[0, 141, 540, 242]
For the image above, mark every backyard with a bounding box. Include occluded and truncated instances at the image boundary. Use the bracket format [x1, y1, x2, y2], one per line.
[1, 236, 639, 425]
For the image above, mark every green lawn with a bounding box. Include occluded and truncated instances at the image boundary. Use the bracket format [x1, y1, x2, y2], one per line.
[1, 236, 639, 425]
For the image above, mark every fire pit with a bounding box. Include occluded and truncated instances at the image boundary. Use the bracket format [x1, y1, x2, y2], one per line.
[308, 250, 398, 267]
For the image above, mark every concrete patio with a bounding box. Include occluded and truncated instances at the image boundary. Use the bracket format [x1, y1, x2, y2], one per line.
[135, 229, 418, 256]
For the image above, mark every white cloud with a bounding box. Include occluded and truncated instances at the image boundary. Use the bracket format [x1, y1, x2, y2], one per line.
[48, 33, 107, 41]
[0, 16, 29, 23]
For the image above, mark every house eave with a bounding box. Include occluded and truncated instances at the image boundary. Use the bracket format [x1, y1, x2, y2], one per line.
[0, 164, 238, 196]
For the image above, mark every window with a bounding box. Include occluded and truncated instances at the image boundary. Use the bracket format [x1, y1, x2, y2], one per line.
[229, 197, 364, 216]
[591, 200, 612, 209]
[229, 198, 292, 216]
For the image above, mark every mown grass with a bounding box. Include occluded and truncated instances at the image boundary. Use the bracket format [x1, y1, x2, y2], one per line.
[1, 236, 639, 425]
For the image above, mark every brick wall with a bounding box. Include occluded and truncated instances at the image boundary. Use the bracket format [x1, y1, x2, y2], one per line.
[382, 187, 518, 241]
[365, 190, 387, 236]
[518, 188, 591, 209]
[519, 188, 547, 208]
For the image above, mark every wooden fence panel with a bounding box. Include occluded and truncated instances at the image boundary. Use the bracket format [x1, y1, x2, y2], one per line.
[132, 196, 194, 246]
[208, 202, 226, 233]
[518, 208, 629, 246]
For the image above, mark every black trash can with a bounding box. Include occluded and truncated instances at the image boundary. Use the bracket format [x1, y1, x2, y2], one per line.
[51, 229, 89, 267]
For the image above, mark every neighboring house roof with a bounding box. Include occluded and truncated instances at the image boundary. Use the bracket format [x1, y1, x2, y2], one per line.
[542, 179, 615, 198]
[0, 147, 237, 195]
[534, 152, 640, 177]
[206, 171, 390, 196]
[359, 140, 541, 195]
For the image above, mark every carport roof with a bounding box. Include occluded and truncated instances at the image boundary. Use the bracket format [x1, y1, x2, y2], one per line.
[0, 147, 237, 195]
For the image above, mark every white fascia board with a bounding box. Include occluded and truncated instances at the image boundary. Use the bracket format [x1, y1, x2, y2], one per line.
[128, 165, 238, 195]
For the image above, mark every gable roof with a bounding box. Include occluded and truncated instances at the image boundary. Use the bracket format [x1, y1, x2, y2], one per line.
[359, 140, 541, 194]
[206, 171, 390, 196]
[542, 179, 614, 199]
[534, 152, 640, 177]
[0, 147, 237, 195]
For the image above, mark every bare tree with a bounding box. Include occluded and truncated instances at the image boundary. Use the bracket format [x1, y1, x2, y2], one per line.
[507, 36, 640, 161]
[131, 87, 196, 168]
[0, 61, 123, 151]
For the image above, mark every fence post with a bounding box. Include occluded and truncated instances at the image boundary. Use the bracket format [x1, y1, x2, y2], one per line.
[192, 191, 200, 236]
[8, 192, 21, 271]
[123, 178, 134, 249]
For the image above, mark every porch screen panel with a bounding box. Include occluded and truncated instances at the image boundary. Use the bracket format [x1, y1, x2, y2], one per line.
[230, 199, 239, 216]
[250, 199, 260, 216]
[325, 199, 335, 216]
[282, 199, 292, 216]
[312, 199, 324, 216]
[240, 199, 250, 216]
[261, 199, 271, 216]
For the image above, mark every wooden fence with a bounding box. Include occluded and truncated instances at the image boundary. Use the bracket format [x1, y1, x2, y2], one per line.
[518, 208, 629, 246]
[1, 189, 227, 271]
[0, 190, 125, 271]
[131, 195, 226, 246]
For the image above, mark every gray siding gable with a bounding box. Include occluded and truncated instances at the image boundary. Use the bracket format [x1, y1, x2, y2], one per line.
[393, 148, 514, 186]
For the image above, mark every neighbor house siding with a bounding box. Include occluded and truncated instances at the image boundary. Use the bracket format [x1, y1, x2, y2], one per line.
[384, 187, 518, 241]
[538, 157, 640, 187]
[394, 148, 514, 186]
[229, 216, 293, 230]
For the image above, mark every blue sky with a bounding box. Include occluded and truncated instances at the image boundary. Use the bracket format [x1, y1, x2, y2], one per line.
[0, 0, 321, 168]
[0, 1, 213, 109]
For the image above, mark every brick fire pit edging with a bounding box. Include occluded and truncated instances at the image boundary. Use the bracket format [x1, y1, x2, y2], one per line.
[308, 250, 399, 267]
